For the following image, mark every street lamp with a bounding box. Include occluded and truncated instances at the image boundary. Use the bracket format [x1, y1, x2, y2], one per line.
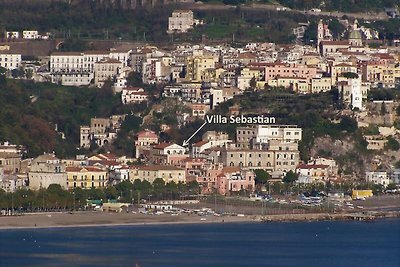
[72, 191, 75, 212]
[11, 193, 14, 215]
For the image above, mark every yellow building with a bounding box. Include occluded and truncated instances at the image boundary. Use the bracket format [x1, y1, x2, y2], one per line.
[129, 165, 185, 184]
[66, 166, 108, 189]
[267, 77, 309, 93]
[352, 189, 373, 199]
[185, 55, 218, 82]
[311, 77, 332, 93]
[237, 67, 262, 90]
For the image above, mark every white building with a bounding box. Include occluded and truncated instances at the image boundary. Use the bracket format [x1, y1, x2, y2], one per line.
[0, 53, 22, 70]
[365, 171, 390, 187]
[5, 31, 19, 39]
[121, 87, 149, 104]
[22, 30, 39, 39]
[168, 10, 196, 33]
[28, 154, 67, 190]
[255, 125, 302, 144]
[390, 169, 400, 185]
[109, 49, 132, 68]
[338, 76, 368, 110]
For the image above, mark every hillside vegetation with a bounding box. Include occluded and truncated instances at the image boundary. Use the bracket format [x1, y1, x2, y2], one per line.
[0, 77, 131, 158]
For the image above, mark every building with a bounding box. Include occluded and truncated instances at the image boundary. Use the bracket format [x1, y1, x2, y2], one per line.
[390, 169, 400, 185]
[129, 165, 186, 184]
[0, 171, 25, 193]
[94, 58, 123, 87]
[168, 10, 195, 33]
[0, 53, 22, 70]
[150, 143, 188, 165]
[365, 171, 390, 187]
[5, 31, 19, 39]
[296, 164, 330, 183]
[28, 154, 67, 190]
[192, 131, 232, 158]
[216, 167, 255, 195]
[22, 30, 39, 39]
[134, 129, 159, 159]
[311, 77, 332, 93]
[49, 50, 114, 86]
[0, 142, 24, 154]
[338, 76, 368, 110]
[185, 55, 218, 82]
[319, 40, 350, 56]
[317, 19, 332, 53]
[66, 166, 108, 189]
[0, 152, 21, 173]
[264, 63, 317, 83]
[220, 148, 299, 172]
[80, 115, 126, 148]
[364, 135, 388, 150]
[121, 87, 149, 104]
[236, 125, 302, 148]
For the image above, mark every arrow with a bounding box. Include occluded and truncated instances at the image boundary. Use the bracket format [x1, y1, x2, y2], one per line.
[182, 121, 207, 147]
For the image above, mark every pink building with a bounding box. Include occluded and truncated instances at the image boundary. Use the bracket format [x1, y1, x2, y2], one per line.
[216, 167, 255, 195]
[264, 62, 318, 82]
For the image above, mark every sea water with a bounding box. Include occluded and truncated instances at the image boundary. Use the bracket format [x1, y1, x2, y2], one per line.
[0, 219, 399, 267]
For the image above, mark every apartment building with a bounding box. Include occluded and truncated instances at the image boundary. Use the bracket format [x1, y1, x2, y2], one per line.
[28, 154, 67, 190]
[168, 10, 195, 33]
[129, 165, 186, 184]
[94, 58, 123, 87]
[0, 53, 22, 70]
[66, 166, 108, 189]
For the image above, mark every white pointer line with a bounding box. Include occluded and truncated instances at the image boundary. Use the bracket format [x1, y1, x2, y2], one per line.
[182, 121, 207, 146]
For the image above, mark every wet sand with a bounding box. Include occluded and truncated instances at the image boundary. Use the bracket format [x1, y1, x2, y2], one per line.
[0, 212, 257, 230]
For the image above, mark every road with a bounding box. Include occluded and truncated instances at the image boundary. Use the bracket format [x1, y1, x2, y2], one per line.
[185, 3, 389, 21]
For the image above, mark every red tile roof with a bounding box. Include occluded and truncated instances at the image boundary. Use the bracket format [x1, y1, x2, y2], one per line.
[153, 143, 173, 149]
[193, 141, 209, 147]
[297, 164, 329, 169]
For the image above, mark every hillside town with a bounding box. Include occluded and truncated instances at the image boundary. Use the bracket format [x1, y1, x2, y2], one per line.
[1, 11, 400, 200]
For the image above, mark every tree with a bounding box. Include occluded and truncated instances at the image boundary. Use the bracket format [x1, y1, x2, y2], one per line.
[339, 116, 357, 133]
[254, 169, 270, 185]
[104, 186, 118, 200]
[381, 102, 387, 115]
[25, 69, 33, 79]
[386, 183, 397, 191]
[88, 188, 105, 200]
[328, 18, 345, 39]
[342, 72, 359, 79]
[126, 71, 144, 87]
[303, 20, 317, 45]
[152, 178, 165, 199]
[186, 181, 200, 195]
[283, 171, 298, 184]
[58, 38, 89, 52]
[385, 136, 400, 151]
[394, 160, 400, 169]
[0, 66, 6, 77]
[249, 77, 257, 89]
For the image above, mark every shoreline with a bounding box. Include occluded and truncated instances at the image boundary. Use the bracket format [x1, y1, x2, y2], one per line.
[1, 210, 399, 230]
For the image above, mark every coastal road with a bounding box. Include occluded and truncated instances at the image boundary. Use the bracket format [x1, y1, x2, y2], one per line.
[184, 3, 389, 21]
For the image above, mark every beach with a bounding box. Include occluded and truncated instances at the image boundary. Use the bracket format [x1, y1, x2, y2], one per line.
[0, 212, 258, 229]
[1, 195, 399, 229]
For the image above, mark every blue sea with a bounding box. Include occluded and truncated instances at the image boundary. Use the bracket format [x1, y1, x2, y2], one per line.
[0, 219, 399, 267]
